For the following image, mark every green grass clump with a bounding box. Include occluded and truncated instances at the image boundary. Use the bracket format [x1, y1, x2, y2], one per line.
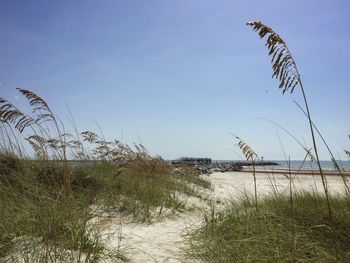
[0, 156, 126, 262]
[70, 158, 211, 222]
[0, 152, 210, 261]
[187, 192, 350, 262]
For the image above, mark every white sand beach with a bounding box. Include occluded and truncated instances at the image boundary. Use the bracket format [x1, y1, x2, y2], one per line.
[100, 171, 348, 262]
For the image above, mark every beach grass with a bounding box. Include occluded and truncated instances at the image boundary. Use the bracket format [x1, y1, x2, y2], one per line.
[0, 89, 211, 261]
[0, 153, 210, 261]
[187, 191, 350, 262]
[0, 156, 126, 262]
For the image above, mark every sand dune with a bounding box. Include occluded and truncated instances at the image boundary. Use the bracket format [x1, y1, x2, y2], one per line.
[102, 171, 348, 262]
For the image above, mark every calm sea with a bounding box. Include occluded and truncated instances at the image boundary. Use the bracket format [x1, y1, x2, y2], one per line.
[214, 160, 350, 171]
[269, 160, 350, 171]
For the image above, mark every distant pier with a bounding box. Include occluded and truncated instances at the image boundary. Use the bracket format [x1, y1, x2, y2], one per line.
[171, 157, 212, 165]
[230, 160, 279, 166]
[171, 157, 278, 175]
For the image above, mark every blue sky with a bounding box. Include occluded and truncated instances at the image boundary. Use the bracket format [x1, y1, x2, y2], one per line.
[1, 0, 350, 160]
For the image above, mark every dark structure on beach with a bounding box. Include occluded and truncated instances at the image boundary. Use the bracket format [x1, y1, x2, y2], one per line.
[171, 157, 278, 175]
[171, 157, 240, 174]
[171, 157, 211, 165]
[233, 160, 278, 166]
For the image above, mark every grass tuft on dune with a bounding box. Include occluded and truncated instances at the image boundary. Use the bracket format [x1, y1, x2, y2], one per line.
[187, 191, 350, 262]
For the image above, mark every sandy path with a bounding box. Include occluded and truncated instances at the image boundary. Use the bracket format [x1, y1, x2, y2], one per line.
[102, 171, 347, 263]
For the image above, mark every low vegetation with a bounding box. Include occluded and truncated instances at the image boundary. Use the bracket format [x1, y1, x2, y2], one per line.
[0, 89, 210, 262]
[0, 155, 209, 262]
[187, 192, 350, 262]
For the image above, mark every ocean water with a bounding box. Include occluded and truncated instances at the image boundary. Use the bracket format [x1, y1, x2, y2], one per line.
[214, 160, 350, 171]
[269, 160, 350, 171]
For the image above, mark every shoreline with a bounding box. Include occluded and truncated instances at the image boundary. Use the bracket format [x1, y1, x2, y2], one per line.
[242, 167, 350, 176]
